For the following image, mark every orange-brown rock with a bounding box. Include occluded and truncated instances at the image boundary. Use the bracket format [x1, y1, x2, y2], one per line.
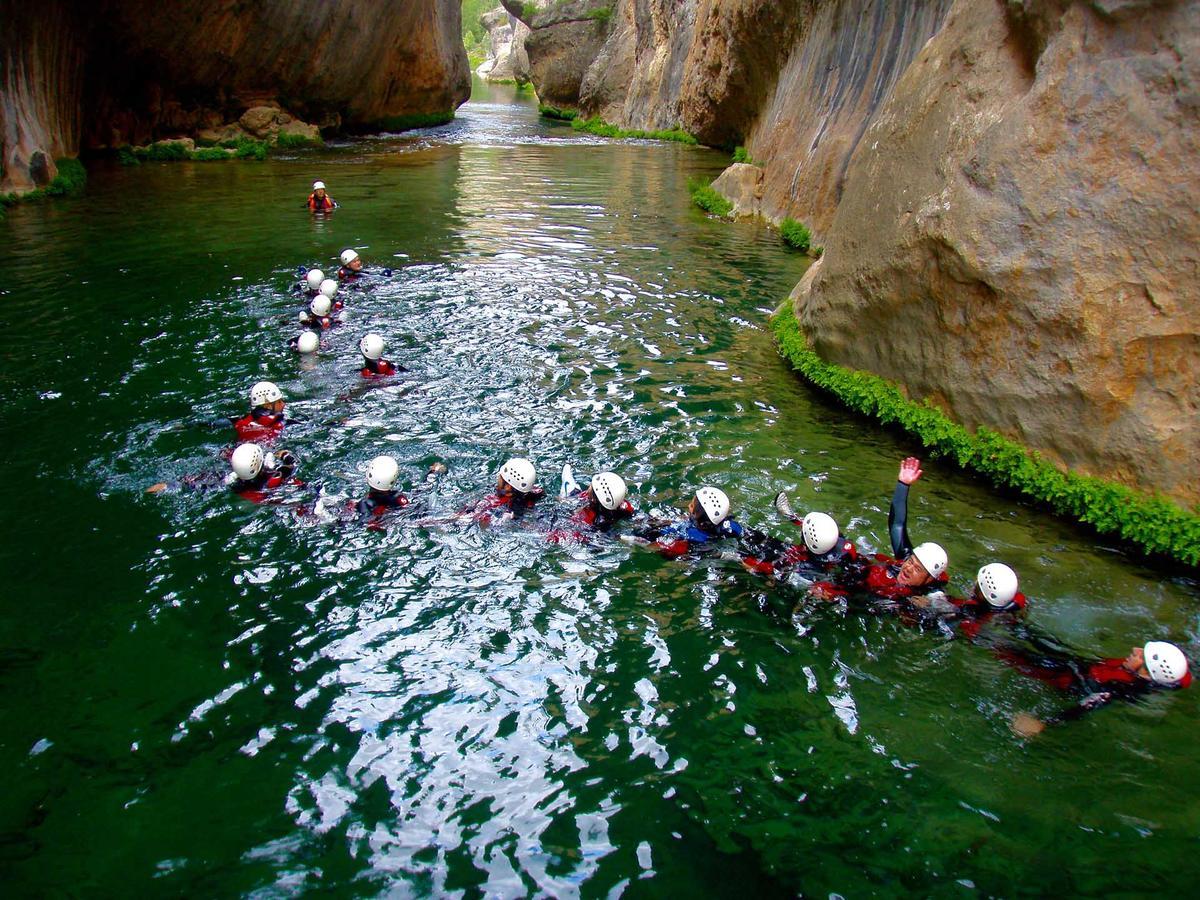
[1, 0, 470, 193]
[793, 0, 1200, 506]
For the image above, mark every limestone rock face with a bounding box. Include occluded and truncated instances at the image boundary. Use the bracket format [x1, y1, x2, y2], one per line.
[710, 163, 764, 220]
[0, 0, 470, 192]
[506, 0, 617, 110]
[478, 4, 542, 83]
[793, 0, 1200, 505]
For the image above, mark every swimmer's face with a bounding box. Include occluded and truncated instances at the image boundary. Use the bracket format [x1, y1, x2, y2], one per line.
[349, 257, 363, 271]
[314, 188, 326, 198]
[1124, 646, 1151, 680]
[270, 399, 285, 414]
[497, 474, 512, 494]
[897, 554, 931, 587]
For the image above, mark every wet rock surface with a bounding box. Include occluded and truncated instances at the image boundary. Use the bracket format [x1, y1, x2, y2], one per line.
[1, 0, 469, 192]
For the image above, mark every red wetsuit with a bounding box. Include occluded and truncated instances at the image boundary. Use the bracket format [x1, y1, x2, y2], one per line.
[952, 592, 1027, 639]
[468, 487, 545, 525]
[231, 472, 303, 504]
[547, 493, 634, 543]
[355, 490, 409, 523]
[361, 359, 398, 379]
[307, 193, 335, 210]
[233, 409, 285, 443]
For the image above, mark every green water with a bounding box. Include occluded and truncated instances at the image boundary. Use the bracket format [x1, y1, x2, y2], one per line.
[1, 80, 1197, 896]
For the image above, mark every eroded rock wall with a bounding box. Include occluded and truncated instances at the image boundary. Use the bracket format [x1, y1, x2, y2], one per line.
[0, 0, 470, 193]
[794, 0, 1200, 506]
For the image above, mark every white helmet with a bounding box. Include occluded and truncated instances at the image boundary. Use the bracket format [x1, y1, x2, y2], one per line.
[695, 486, 730, 526]
[1144, 642, 1189, 686]
[499, 457, 537, 493]
[296, 331, 319, 354]
[591, 472, 627, 511]
[305, 269, 324, 291]
[319, 278, 338, 299]
[359, 333, 385, 360]
[249, 381, 283, 406]
[231, 442, 264, 481]
[340, 248, 360, 266]
[976, 563, 1019, 608]
[801, 512, 839, 555]
[366, 455, 400, 492]
[911, 542, 948, 579]
[312, 180, 326, 190]
[310, 295, 332, 317]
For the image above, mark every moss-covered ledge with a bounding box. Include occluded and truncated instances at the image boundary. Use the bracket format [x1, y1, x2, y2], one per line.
[771, 307, 1200, 566]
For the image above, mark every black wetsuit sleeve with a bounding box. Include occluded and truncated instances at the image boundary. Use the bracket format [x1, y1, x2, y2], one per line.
[1046, 691, 1120, 725]
[888, 482, 913, 559]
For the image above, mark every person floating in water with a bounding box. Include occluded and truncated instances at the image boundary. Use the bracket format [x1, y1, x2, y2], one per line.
[338, 248, 392, 282]
[359, 333, 405, 378]
[625, 486, 744, 558]
[810, 457, 947, 602]
[299, 295, 336, 332]
[355, 455, 410, 523]
[289, 330, 320, 354]
[907, 562, 1027, 638]
[465, 457, 544, 525]
[548, 465, 635, 542]
[1004, 639, 1191, 736]
[738, 494, 858, 583]
[233, 381, 287, 443]
[146, 442, 299, 499]
[296, 268, 324, 299]
[307, 180, 335, 211]
[228, 443, 302, 503]
[318, 277, 343, 312]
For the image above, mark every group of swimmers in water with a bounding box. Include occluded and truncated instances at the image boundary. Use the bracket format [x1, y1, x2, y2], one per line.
[150, 178, 1192, 739]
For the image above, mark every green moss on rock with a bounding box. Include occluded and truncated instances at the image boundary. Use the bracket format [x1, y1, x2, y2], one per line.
[771, 308, 1200, 566]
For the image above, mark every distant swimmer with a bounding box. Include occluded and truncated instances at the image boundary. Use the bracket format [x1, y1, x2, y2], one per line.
[355, 455, 410, 523]
[319, 278, 343, 312]
[307, 180, 335, 211]
[296, 268, 324, 299]
[465, 457, 545, 525]
[228, 444, 302, 503]
[338, 248, 393, 282]
[233, 381, 287, 443]
[299, 295, 336, 332]
[359, 333, 405, 378]
[289, 330, 320, 354]
[625, 486, 743, 558]
[811, 457, 947, 602]
[549, 466, 635, 542]
[1004, 640, 1191, 737]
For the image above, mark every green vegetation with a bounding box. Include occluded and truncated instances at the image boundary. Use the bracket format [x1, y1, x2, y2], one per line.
[572, 116, 698, 145]
[539, 104, 578, 122]
[274, 131, 324, 150]
[771, 309, 1200, 566]
[779, 218, 812, 253]
[687, 177, 733, 217]
[732, 146, 759, 165]
[1, 158, 88, 210]
[372, 112, 455, 132]
[586, 4, 615, 23]
[118, 136, 270, 165]
[189, 147, 232, 162]
[521, 2, 540, 20]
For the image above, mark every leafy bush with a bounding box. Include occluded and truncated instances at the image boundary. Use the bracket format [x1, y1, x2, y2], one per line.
[190, 147, 232, 161]
[770, 309, 1200, 566]
[779, 218, 811, 253]
[572, 116, 698, 145]
[232, 138, 268, 160]
[687, 177, 733, 217]
[274, 131, 323, 149]
[732, 146, 758, 165]
[539, 104, 578, 122]
[145, 141, 189, 161]
[586, 4, 614, 23]
[43, 158, 87, 195]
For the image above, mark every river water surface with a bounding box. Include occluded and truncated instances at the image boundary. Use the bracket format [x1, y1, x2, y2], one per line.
[1, 81, 1197, 896]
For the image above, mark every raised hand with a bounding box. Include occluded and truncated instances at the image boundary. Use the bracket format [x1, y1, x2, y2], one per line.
[898, 456, 923, 485]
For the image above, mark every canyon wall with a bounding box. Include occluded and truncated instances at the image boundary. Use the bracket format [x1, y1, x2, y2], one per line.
[0, 0, 470, 193]
[511, 0, 1200, 506]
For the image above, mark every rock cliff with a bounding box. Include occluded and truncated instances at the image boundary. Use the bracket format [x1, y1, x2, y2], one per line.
[1, 0, 470, 193]
[512, 0, 1200, 507]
